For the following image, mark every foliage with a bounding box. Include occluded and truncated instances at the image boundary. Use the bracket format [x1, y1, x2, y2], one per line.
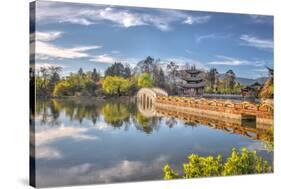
[204, 69, 245, 94]
[35, 58, 272, 97]
[102, 103, 130, 127]
[137, 73, 154, 88]
[35, 66, 62, 97]
[260, 79, 273, 99]
[52, 69, 97, 97]
[105, 62, 131, 78]
[163, 148, 272, 180]
[152, 67, 166, 88]
[102, 76, 130, 96]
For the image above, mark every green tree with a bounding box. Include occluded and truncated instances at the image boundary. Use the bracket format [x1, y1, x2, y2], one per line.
[91, 68, 100, 82]
[102, 76, 130, 96]
[137, 73, 154, 88]
[52, 80, 72, 96]
[104, 62, 131, 78]
[163, 148, 272, 180]
[102, 103, 130, 127]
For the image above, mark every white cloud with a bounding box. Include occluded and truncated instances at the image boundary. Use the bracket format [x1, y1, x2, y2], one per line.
[240, 34, 273, 49]
[196, 33, 231, 43]
[36, 41, 101, 59]
[35, 31, 63, 41]
[208, 55, 250, 66]
[89, 54, 115, 64]
[89, 54, 138, 65]
[183, 15, 211, 24]
[32, 31, 102, 59]
[249, 15, 273, 24]
[36, 1, 210, 31]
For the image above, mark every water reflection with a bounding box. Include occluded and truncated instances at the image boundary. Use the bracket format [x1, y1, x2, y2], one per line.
[34, 98, 273, 187]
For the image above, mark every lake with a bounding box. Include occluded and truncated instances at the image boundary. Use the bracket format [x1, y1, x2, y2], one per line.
[33, 98, 273, 187]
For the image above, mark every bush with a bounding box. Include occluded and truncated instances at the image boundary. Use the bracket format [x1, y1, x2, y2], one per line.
[163, 148, 272, 180]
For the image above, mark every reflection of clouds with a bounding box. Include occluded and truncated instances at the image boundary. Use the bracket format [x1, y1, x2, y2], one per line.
[36, 146, 62, 160]
[34, 126, 98, 160]
[37, 156, 169, 187]
[92, 121, 110, 131]
[36, 126, 98, 146]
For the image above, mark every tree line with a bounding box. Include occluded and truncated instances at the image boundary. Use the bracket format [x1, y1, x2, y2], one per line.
[32, 56, 271, 98]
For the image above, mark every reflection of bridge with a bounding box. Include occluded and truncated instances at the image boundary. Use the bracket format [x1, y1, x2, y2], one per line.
[136, 88, 273, 125]
[136, 89, 272, 141]
[155, 106, 271, 141]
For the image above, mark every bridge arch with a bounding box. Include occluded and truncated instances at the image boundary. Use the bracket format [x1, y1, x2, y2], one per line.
[137, 88, 168, 109]
[136, 88, 168, 118]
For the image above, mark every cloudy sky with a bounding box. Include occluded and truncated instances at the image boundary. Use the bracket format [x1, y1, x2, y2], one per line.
[31, 0, 273, 79]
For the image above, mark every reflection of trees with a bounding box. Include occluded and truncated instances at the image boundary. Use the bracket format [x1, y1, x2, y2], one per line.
[101, 103, 130, 128]
[35, 99, 49, 125]
[165, 117, 178, 128]
[134, 112, 160, 134]
[36, 99, 101, 126]
[261, 125, 274, 152]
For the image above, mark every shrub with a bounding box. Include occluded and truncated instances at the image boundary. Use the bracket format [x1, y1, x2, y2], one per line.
[163, 148, 272, 180]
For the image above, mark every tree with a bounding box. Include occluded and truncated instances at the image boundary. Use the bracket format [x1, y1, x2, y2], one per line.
[206, 68, 218, 92]
[152, 67, 166, 88]
[52, 70, 97, 97]
[163, 148, 272, 180]
[91, 68, 100, 82]
[78, 68, 85, 77]
[223, 70, 236, 91]
[52, 80, 72, 97]
[102, 76, 130, 96]
[104, 62, 131, 78]
[260, 67, 274, 99]
[48, 66, 62, 95]
[142, 56, 155, 73]
[166, 61, 179, 94]
[35, 66, 62, 97]
[137, 73, 154, 88]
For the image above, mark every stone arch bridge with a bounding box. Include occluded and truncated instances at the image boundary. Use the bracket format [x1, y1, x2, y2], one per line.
[136, 88, 168, 118]
[136, 88, 273, 125]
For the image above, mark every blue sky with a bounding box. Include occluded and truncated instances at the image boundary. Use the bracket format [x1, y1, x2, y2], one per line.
[32, 0, 273, 79]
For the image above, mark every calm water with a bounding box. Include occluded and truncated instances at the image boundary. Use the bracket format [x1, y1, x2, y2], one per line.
[33, 98, 273, 187]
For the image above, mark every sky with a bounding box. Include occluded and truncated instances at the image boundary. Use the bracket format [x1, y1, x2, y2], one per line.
[31, 0, 274, 79]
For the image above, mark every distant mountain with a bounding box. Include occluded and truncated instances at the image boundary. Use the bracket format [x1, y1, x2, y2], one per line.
[236, 77, 268, 86]
[218, 73, 268, 86]
[235, 77, 255, 85]
[255, 77, 268, 84]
